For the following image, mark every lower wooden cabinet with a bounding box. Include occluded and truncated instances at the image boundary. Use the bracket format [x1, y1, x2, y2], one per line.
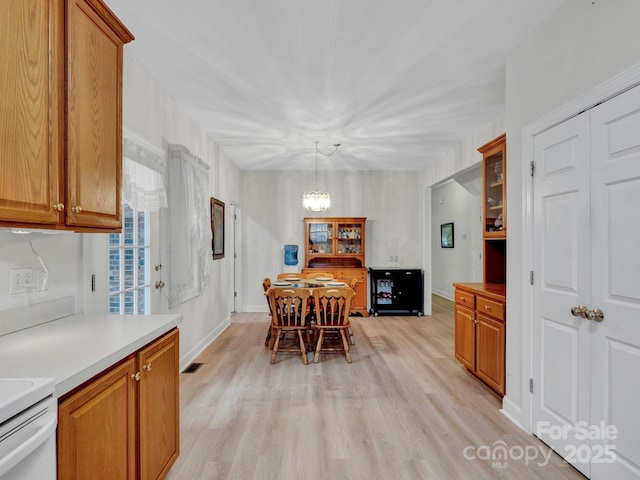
[453, 283, 505, 396]
[302, 267, 369, 316]
[57, 328, 179, 480]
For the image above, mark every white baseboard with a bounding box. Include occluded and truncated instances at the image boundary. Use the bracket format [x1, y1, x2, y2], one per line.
[432, 289, 454, 301]
[500, 395, 527, 432]
[244, 304, 269, 313]
[179, 316, 231, 372]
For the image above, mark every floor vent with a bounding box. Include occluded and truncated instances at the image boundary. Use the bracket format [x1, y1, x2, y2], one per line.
[183, 362, 204, 374]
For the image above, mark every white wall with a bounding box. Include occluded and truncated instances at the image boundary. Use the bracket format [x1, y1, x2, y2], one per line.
[504, 0, 640, 421]
[241, 170, 422, 311]
[120, 50, 243, 368]
[0, 231, 81, 317]
[431, 180, 482, 300]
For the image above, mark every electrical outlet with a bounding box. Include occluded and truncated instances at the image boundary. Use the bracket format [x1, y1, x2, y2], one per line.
[10, 268, 35, 294]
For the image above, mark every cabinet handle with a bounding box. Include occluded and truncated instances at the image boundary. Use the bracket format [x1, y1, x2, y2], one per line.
[53, 203, 65, 211]
[459, 297, 466, 302]
[72, 206, 82, 214]
[143, 363, 152, 372]
[484, 305, 491, 311]
[131, 372, 140, 381]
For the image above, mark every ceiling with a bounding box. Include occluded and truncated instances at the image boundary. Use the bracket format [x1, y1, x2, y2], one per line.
[104, 0, 563, 171]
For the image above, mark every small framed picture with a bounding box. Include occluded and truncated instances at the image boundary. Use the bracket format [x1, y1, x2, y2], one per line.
[441, 222, 454, 248]
[211, 197, 225, 259]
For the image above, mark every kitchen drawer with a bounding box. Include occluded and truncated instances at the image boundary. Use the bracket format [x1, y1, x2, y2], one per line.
[455, 289, 475, 308]
[476, 296, 505, 322]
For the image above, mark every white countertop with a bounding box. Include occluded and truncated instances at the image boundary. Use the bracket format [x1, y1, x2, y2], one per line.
[0, 314, 182, 398]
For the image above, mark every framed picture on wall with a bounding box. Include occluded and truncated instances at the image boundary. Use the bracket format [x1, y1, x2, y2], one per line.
[441, 222, 454, 248]
[211, 197, 225, 259]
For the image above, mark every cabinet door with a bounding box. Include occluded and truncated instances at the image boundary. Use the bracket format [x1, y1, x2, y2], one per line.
[138, 329, 180, 480]
[336, 221, 363, 255]
[307, 221, 334, 254]
[350, 277, 367, 313]
[475, 313, 505, 395]
[58, 358, 137, 480]
[66, 0, 129, 229]
[0, 0, 63, 225]
[480, 134, 506, 239]
[334, 269, 368, 316]
[454, 305, 475, 371]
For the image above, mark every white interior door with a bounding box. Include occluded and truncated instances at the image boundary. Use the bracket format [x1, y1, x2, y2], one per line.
[589, 85, 640, 479]
[532, 111, 592, 477]
[532, 83, 640, 479]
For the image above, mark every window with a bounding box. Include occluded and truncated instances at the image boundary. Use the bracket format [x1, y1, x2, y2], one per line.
[109, 204, 151, 314]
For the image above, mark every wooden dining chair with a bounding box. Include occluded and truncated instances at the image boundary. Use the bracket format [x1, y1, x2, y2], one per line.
[263, 278, 273, 347]
[346, 278, 358, 345]
[311, 287, 355, 363]
[277, 272, 302, 280]
[268, 287, 312, 364]
[305, 272, 334, 279]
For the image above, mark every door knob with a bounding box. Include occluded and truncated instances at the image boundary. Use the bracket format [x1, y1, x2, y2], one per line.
[570, 305, 588, 318]
[586, 308, 604, 323]
[155, 280, 165, 289]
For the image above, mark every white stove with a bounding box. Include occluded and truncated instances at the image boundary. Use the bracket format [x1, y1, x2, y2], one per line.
[0, 378, 56, 479]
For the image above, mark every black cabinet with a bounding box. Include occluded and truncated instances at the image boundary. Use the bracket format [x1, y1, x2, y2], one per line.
[369, 268, 423, 316]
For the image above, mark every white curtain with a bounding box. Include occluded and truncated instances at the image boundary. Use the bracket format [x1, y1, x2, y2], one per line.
[122, 157, 168, 212]
[167, 144, 211, 307]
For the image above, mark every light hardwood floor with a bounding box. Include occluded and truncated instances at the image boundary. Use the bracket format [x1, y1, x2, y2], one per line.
[166, 296, 584, 480]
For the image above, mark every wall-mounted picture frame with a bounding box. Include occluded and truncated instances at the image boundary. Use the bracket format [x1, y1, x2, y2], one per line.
[211, 197, 225, 259]
[441, 222, 454, 248]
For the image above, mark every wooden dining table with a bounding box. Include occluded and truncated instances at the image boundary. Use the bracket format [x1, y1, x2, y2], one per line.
[268, 277, 349, 291]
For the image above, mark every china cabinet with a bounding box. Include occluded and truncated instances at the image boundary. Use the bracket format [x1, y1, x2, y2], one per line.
[58, 328, 179, 480]
[453, 133, 507, 397]
[0, 0, 133, 232]
[302, 217, 368, 316]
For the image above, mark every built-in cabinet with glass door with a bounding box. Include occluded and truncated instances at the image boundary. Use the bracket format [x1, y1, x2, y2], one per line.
[302, 217, 368, 316]
[453, 134, 507, 397]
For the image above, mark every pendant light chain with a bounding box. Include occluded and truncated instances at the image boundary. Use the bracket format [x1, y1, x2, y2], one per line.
[303, 141, 340, 212]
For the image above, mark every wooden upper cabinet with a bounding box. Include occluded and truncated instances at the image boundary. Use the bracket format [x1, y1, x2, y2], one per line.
[0, 0, 133, 231]
[66, 0, 133, 230]
[304, 217, 366, 269]
[479, 133, 506, 239]
[0, 0, 64, 225]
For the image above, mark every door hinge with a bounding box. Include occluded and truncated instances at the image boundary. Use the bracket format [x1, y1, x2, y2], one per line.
[530, 271, 534, 285]
[530, 161, 535, 177]
[234, 291, 237, 297]
[530, 378, 534, 393]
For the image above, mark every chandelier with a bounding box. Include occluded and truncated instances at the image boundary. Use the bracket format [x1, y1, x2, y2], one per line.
[303, 141, 340, 211]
